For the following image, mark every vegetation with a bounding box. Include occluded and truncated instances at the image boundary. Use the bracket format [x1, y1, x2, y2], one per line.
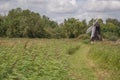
[88, 42, 120, 80]
[0, 8, 120, 40]
[0, 7, 120, 80]
[0, 39, 120, 80]
[0, 38, 80, 80]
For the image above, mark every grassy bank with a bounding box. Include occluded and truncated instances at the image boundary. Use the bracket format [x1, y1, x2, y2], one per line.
[88, 42, 120, 80]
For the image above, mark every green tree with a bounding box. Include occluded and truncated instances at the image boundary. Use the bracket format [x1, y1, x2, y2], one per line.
[61, 18, 85, 38]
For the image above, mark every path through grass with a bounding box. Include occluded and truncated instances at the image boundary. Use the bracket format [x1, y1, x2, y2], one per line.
[0, 39, 119, 80]
[68, 44, 96, 80]
[68, 43, 111, 80]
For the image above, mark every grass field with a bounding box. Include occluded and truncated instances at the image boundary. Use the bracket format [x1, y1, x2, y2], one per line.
[0, 38, 120, 80]
[88, 41, 120, 80]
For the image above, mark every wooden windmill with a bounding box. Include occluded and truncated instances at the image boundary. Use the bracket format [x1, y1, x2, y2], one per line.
[86, 19, 102, 41]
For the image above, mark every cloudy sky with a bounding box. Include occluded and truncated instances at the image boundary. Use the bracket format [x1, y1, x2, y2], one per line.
[0, 0, 120, 23]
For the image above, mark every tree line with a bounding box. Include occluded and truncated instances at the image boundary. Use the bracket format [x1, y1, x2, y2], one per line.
[0, 8, 120, 39]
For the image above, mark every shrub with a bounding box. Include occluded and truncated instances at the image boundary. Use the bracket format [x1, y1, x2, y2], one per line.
[103, 32, 118, 41]
[82, 39, 90, 44]
[67, 45, 80, 55]
[108, 36, 118, 41]
[77, 34, 90, 40]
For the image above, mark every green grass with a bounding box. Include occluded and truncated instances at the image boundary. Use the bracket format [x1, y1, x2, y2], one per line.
[88, 42, 120, 80]
[68, 44, 97, 80]
[0, 39, 78, 80]
[0, 38, 120, 80]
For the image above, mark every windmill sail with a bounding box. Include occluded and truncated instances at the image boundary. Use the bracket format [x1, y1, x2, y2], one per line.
[86, 26, 93, 33]
[86, 18, 98, 34]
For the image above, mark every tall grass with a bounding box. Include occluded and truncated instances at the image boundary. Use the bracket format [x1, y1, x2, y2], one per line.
[88, 42, 120, 80]
[0, 39, 79, 80]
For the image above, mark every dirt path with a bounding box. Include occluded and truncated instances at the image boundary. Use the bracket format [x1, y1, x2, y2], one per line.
[68, 43, 110, 80]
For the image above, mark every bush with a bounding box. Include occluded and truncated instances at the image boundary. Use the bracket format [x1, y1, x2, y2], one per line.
[103, 32, 118, 41]
[108, 36, 118, 41]
[82, 39, 90, 44]
[77, 34, 90, 40]
[67, 45, 80, 55]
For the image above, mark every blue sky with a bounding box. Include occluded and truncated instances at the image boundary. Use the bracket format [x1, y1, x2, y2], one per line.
[0, 0, 120, 23]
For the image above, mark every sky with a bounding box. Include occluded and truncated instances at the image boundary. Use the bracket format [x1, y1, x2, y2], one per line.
[0, 0, 120, 23]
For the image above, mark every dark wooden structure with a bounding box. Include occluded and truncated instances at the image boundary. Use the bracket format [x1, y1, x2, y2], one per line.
[91, 22, 102, 41]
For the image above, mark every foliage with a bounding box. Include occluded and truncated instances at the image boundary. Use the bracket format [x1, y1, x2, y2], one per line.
[0, 8, 120, 39]
[61, 18, 87, 38]
[77, 34, 90, 40]
[67, 45, 80, 55]
[108, 36, 118, 41]
[0, 8, 58, 38]
[101, 18, 120, 39]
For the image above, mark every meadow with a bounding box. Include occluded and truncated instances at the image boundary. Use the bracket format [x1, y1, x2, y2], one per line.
[0, 38, 120, 80]
[88, 41, 120, 80]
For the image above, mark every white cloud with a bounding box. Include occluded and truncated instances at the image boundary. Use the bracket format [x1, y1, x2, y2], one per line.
[70, 0, 77, 6]
[0, 1, 12, 15]
[0, 2, 10, 10]
[47, 0, 78, 13]
[0, 0, 120, 23]
[17, 0, 28, 8]
[84, 0, 120, 11]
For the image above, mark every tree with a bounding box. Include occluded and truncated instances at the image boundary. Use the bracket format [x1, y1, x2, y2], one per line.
[61, 18, 85, 38]
[106, 18, 120, 37]
[0, 15, 6, 37]
[0, 7, 120, 39]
